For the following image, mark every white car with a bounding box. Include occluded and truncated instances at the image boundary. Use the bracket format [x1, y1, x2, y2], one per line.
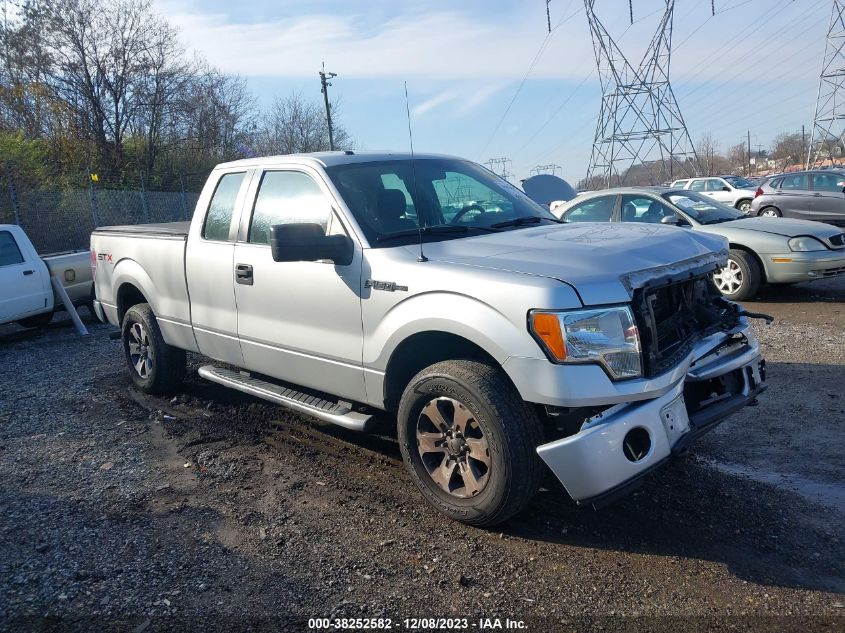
[0, 224, 93, 327]
[670, 176, 757, 214]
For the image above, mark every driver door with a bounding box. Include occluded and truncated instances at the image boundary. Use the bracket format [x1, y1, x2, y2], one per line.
[233, 167, 366, 402]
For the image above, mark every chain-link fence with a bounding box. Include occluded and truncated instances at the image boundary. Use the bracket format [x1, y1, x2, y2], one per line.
[1, 181, 203, 255]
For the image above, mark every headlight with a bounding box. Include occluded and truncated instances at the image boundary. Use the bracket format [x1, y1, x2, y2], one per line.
[529, 306, 642, 380]
[788, 236, 826, 252]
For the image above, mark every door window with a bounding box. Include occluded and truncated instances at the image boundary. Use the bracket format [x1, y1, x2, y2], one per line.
[563, 196, 616, 222]
[812, 173, 845, 192]
[0, 231, 24, 267]
[620, 195, 676, 223]
[688, 179, 707, 192]
[249, 171, 332, 245]
[203, 172, 246, 241]
[706, 178, 727, 192]
[780, 174, 809, 190]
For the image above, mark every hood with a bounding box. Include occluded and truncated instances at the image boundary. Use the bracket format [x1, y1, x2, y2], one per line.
[719, 216, 845, 241]
[416, 223, 728, 305]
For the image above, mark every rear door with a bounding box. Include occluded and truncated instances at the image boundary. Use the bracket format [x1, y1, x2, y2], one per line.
[809, 172, 845, 224]
[185, 170, 252, 365]
[775, 173, 812, 219]
[0, 229, 51, 322]
[706, 178, 733, 204]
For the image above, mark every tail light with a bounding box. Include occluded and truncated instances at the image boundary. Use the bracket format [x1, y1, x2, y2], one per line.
[754, 187, 763, 198]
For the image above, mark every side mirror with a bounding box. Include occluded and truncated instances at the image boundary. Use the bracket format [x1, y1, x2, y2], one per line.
[721, 185, 731, 192]
[660, 215, 690, 227]
[270, 223, 353, 266]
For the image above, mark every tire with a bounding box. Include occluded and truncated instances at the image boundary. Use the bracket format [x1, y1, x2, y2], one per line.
[397, 359, 544, 527]
[17, 311, 54, 328]
[712, 249, 762, 301]
[121, 303, 186, 395]
[736, 199, 752, 214]
[758, 206, 781, 218]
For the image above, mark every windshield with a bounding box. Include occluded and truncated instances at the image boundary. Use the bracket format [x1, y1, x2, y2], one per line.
[723, 176, 753, 189]
[662, 190, 745, 225]
[325, 158, 557, 245]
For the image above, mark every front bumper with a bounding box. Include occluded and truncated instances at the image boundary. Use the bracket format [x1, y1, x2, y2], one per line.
[535, 328, 766, 506]
[765, 251, 845, 283]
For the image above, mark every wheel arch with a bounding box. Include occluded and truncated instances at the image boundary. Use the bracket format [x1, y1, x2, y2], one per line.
[383, 331, 508, 412]
[116, 282, 149, 323]
[728, 243, 768, 282]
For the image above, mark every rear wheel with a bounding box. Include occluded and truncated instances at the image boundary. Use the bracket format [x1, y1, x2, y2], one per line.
[397, 359, 544, 527]
[736, 199, 752, 214]
[713, 249, 762, 301]
[121, 303, 186, 394]
[758, 206, 781, 218]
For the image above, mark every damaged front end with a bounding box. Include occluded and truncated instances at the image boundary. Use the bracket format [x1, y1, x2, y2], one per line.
[536, 267, 769, 509]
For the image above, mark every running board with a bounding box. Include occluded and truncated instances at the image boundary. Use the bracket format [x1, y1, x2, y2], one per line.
[197, 365, 373, 432]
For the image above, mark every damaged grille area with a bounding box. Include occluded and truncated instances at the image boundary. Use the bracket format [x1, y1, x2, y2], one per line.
[633, 274, 740, 378]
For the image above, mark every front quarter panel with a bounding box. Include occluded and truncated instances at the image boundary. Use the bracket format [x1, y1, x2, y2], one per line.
[361, 246, 582, 407]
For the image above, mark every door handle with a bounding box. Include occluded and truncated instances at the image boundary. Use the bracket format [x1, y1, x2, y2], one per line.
[235, 263, 253, 285]
[23, 270, 34, 276]
[813, 193, 822, 197]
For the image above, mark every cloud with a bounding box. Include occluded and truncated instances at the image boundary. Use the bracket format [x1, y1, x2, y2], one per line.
[411, 91, 458, 118]
[154, 1, 595, 80]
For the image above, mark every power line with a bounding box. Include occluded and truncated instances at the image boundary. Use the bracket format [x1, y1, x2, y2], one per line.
[475, 0, 581, 160]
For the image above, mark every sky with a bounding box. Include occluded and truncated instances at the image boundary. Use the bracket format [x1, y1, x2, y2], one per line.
[153, 0, 831, 184]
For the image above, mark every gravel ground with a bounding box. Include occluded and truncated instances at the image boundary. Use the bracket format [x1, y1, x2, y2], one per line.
[1, 281, 844, 632]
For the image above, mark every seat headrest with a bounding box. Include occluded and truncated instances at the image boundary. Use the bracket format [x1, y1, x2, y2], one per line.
[377, 189, 408, 221]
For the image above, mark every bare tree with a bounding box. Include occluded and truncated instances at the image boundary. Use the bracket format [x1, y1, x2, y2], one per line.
[771, 132, 805, 169]
[697, 132, 718, 176]
[257, 93, 351, 155]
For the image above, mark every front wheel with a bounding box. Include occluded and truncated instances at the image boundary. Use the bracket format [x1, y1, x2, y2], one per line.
[397, 360, 544, 527]
[712, 249, 762, 301]
[121, 303, 186, 394]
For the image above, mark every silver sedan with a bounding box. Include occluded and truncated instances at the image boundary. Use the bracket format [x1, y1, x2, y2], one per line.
[553, 187, 845, 300]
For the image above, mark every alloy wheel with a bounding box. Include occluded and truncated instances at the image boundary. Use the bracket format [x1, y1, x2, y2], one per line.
[416, 397, 491, 498]
[128, 322, 153, 378]
[713, 259, 743, 295]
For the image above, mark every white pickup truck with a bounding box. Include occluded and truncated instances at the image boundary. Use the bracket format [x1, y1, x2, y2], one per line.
[91, 151, 768, 526]
[0, 224, 93, 327]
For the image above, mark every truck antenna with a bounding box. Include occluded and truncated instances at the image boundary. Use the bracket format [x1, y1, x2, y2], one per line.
[404, 82, 427, 263]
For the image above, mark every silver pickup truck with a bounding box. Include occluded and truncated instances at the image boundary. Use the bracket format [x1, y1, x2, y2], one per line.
[91, 152, 767, 526]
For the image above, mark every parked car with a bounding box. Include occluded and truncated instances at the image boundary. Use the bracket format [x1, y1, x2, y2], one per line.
[0, 224, 94, 327]
[670, 176, 758, 213]
[553, 188, 845, 300]
[750, 170, 845, 226]
[91, 151, 767, 526]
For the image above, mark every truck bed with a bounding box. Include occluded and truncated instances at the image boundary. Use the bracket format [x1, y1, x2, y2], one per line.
[92, 222, 190, 237]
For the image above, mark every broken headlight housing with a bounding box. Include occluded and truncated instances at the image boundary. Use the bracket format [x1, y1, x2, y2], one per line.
[529, 306, 642, 380]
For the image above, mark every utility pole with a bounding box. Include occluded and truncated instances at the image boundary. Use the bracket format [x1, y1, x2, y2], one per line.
[546, 0, 552, 32]
[485, 157, 514, 181]
[319, 62, 338, 151]
[808, 0, 845, 168]
[584, 1, 700, 187]
[531, 163, 562, 176]
[802, 124, 806, 170]
[747, 131, 751, 176]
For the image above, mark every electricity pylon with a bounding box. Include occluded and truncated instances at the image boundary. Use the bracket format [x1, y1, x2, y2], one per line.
[808, 1, 845, 168]
[584, 1, 699, 187]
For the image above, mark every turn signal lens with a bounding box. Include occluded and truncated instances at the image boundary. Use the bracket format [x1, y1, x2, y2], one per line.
[530, 312, 567, 361]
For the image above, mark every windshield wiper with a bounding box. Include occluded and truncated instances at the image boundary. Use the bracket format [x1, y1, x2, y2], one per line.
[490, 216, 562, 229]
[376, 225, 469, 242]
